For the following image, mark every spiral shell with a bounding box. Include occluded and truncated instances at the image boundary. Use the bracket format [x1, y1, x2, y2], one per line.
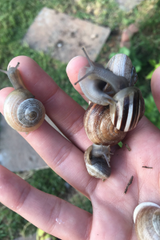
[133, 202, 160, 240]
[110, 87, 145, 132]
[4, 89, 45, 132]
[84, 102, 126, 146]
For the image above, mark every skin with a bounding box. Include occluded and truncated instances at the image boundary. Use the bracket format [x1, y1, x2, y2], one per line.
[0, 56, 160, 240]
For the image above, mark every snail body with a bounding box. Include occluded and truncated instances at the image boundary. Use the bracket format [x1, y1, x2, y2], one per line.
[133, 202, 160, 240]
[76, 48, 144, 179]
[0, 63, 45, 132]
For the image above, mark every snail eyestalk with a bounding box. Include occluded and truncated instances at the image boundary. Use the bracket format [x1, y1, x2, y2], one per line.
[74, 48, 96, 86]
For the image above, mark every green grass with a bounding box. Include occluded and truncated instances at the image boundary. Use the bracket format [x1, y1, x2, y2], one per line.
[1, 0, 160, 239]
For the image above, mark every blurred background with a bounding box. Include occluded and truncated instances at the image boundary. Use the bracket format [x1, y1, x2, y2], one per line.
[0, 0, 160, 239]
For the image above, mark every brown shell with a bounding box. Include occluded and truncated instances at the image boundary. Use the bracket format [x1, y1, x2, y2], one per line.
[1, 63, 45, 133]
[4, 89, 45, 132]
[84, 103, 126, 146]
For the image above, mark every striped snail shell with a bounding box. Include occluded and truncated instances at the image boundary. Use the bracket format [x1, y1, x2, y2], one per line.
[110, 87, 145, 132]
[106, 53, 144, 132]
[0, 63, 45, 132]
[133, 202, 160, 240]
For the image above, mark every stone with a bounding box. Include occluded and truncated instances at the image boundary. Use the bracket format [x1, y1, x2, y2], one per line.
[23, 7, 110, 63]
[116, 0, 144, 11]
[0, 114, 47, 172]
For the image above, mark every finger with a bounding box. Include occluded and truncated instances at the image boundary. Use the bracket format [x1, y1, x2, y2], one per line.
[0, 166, 92, 240]
[4, 56, 90, 151]
[0, 88, 96, 196]
[151, 66, 160, 111]
[66, 55, 89, 102]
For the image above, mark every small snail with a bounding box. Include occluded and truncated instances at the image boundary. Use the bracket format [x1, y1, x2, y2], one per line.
[75, 48, 145, 179]
[133, 202, 160, 240]
[0, 62, 45, 132]
[84, 144, 111, 179]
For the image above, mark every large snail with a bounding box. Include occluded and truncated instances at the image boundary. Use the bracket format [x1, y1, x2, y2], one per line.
[75, 48, 145, 179]
[133, 202, 160, 240]
[0, 63, 45, 132]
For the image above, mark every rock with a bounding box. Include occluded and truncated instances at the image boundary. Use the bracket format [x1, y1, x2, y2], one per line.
[23, 7, 111, 63]
[0, 114, 47, 172]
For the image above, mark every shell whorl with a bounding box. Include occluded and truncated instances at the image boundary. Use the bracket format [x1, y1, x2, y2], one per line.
[110, 87, 145, 132]
[4, 89, 45, 132]
[133, 202, 160, 240]
[84, 103, 126, 146]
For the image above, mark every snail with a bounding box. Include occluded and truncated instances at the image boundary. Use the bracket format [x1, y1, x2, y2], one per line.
[133, 202, 160, 240]
[75, 48, 145, 179]
[0, 62, 45, 132]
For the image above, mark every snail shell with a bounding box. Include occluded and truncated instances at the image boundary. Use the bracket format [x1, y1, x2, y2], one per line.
[110, 87, 145, 132]
[133, 202, 160, 240]
[4, 89, 45, 132]
[84, 144, 111, 179]
[1, 63, 45, 132]
[84, 102, 126, 146]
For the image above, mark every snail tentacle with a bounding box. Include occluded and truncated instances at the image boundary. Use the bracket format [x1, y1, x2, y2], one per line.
[75, 48, 130, 105]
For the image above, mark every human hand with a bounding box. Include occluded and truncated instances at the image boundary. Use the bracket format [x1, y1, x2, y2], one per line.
[0, 55, 160, 240]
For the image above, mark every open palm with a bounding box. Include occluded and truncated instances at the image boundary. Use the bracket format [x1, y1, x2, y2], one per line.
[0, 55, 160, 240]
